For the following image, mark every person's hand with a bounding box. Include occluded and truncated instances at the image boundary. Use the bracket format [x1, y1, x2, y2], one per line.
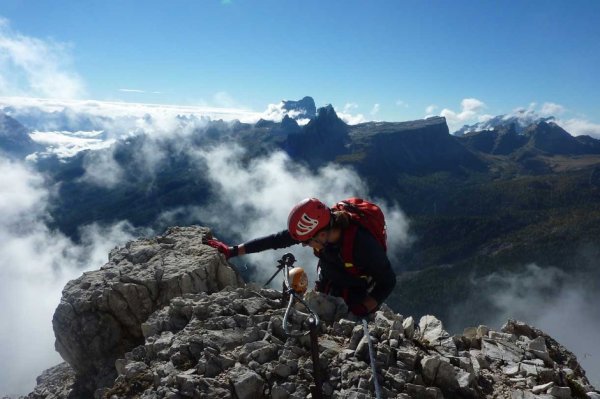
[349, 296, 378, 317]
[205, 239, 233, 259]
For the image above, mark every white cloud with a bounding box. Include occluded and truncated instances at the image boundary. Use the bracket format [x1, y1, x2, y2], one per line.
[370, 103, 380, 116]
[0, 96, 262, 124]
[396, 100, 409, 108]
[440, 98, 487, 131]
[80, 146, 124, 188]
[170, 144, 412, 284]
[343, 103, 358, 113]
[540, 102, 566, 116]
[0, 156, 139, 395]
[259, 101, 311, 125]
[425, 104, 438, 114]
[0, 18, 86, 99]
[336, 103, 367, 124]
[326, 103, 367, 125]
[557, 118, 600, 138]
[336, 110, 367, 125]
[119, 89, 146, 93]
[29, 131, 115, 158]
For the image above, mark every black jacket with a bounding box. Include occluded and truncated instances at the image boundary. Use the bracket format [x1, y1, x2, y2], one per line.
[242, 226, 396, 305]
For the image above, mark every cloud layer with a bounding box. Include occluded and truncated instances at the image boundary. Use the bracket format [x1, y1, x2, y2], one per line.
[0, 156, 141, 395]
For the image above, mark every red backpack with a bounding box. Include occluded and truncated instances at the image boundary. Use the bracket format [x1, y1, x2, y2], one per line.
[332, 197, 387, 251]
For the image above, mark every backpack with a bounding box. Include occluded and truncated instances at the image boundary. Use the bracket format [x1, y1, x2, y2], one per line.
[332, 197, 387, 251]
[316, 198, 387, 301]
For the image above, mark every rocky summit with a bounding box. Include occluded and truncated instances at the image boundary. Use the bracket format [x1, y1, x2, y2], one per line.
[26, 226, 598, 399]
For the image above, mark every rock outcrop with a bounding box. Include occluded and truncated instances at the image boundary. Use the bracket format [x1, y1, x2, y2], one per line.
[27, 225, 598, 399]
[50, 226, 243, 395]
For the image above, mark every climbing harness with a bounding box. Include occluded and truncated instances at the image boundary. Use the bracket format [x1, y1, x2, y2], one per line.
[362, 318, 383, 399]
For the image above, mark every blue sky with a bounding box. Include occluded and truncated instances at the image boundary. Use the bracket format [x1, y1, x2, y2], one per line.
[0, 0, 599, 131]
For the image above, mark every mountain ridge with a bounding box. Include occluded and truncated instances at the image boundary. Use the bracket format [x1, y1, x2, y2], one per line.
[25, 226, 599, 399]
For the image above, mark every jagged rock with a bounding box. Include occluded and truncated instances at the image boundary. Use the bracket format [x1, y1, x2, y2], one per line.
[25, 363, 76, 399]
[403, 316, 415, 339]
[51, 226, 244, 394]
[421, 355, 458, 390]
[475, 325, 489, 338]
[502, 363, 520, 376]
[503, 319, 536, 339]
[28, 227, 597, 399]
[482, 338, 524, 362]
[418, 315, 449, 344]
[531, 381, 554, 394]
[303, 290, 348, 323]
[527, 336, 552, 363]
[332, 319, 356, 337]
[548, 386, 571, 398]
[230, 367, 265, 399]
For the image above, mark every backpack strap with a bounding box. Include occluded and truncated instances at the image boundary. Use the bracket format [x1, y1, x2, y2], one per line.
[341, 223, 363, 277]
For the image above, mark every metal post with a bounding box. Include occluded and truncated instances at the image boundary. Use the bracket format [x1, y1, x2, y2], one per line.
[363, 318, 382, 399]
[308, 316, 323, 399]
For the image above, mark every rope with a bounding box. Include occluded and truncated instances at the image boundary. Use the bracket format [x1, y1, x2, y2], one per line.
[362, 318, 383, 399]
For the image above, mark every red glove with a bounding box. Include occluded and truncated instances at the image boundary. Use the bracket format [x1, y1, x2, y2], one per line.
[349, 302, 370, 317]
[205, 239, 233, 259]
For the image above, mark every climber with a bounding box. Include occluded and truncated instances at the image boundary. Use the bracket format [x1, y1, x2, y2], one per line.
[206, 198, 397, 317]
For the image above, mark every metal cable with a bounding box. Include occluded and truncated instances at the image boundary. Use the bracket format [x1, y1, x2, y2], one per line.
[363, 318, 383, 399]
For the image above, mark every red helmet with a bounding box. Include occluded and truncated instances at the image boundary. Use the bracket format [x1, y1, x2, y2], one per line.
[287, 198, 331, 241]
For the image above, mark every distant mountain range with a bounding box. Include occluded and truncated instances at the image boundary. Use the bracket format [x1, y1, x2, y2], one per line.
[454, 112, 556, 136]
[0, 112, 43, 158]
[2, 97, 600, 325]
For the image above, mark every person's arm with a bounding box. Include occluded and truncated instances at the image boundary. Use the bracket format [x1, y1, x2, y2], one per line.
[353, 228, 397, 310]
[241, 230, 299, 254]
[206, 229, 299, 258]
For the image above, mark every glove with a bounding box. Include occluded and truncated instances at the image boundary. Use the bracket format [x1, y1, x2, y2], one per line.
[205, 239, 234, 259]
[349, 302, 370, 317]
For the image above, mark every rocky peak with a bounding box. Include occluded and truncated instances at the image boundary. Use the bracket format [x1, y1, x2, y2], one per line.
[525, 121, 599, 155]
[283, 105, 348, 167]
[304, 104, 347, 135]
[26, 226, 598, 399]
[49, 226, 244, 396]
[455, 114, 556, 136]
[281, 96, 317, 120]
[280, 114, 301, 133]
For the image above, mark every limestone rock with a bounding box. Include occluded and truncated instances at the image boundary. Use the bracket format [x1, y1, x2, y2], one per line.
[403, 316, 415, 339]
[27, 227, 597, 399]
[230, 367, 265, 399]
[418, 315, 449, 344]
[303, 290, 348, 323]
[51, 226, 244, 394]
[25, 363, 76, 399]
